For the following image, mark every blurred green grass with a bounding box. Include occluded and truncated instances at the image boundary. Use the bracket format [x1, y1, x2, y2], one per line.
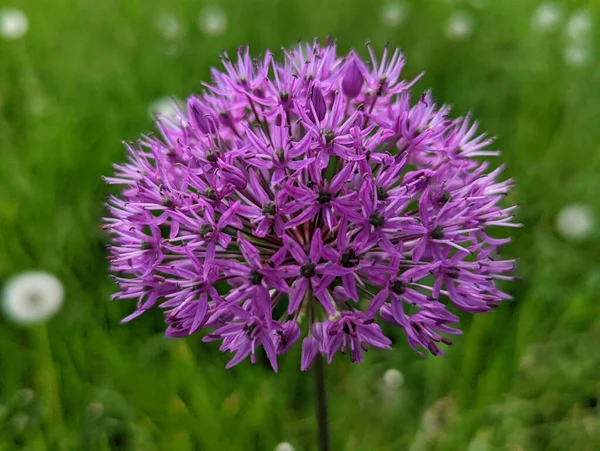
[1, 0, 599, 449]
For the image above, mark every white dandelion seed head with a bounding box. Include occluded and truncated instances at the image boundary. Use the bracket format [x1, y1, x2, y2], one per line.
[2, 272, 64, 325]
[567, 9, 593, 41]
[519, 350, 536, 374]
[11, 413, 29, 433]
[156, 12, 182, 41]
[0, 8, 29, 40]
[445, 12, 474, 40]
[198, 6, 227, 37]
[531, 3, 562, 32]
[382, 368, 404, 390]
[14, 388, 35, 406]
[148, 97, 183, 121]
[274, 442, 295, 451]
[420, 397, 455, 435]
[380, 2, 408, 28]
[163, 42, 183, 57]
[467, 430, 492, 451]
[557, 204, 595, 239]
[468, 0, 486, 9]
[563, 42, 591, 67]
[87, 402, 105, 420]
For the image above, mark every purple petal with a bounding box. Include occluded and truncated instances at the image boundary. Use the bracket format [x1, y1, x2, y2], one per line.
[310, 85, 327, 122]
[342, 59, 363, 98]
[237, 232, 261, 267]
[187, 96, 218, 134]
[412, 237, 428, 263]
[357, 323, 392, 349]
[261, 333, 279, 372]
[286, 237, 307, 263]
[277, 321, 301, 354]
[248, 170, 270, 204]
[342, 274, 359, 302]
[367, 289, 389, 316]
[301, 336, 319, 371]
[225, 341, 252, 369]
[270, 245, 288, 266]
[288, 278, 309, 314]
[218, 200, 241, 228]
[310, 229, 324, 262]
[314, 286, 336, 317]
[190, 296, 209, 333]
[318, 264, 353, 276]
[329, 162, 354, 193]
[285, 205, 319, 229]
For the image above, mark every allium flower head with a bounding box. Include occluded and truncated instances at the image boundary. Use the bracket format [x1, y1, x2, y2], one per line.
[104, 40, 518, 372]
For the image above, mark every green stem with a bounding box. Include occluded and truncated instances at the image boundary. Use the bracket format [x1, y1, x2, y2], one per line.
[314, 351, 331, 451]
[315, 354, 331, 451]
[33, 324, 66, 450]
[305, 244, 330, 451]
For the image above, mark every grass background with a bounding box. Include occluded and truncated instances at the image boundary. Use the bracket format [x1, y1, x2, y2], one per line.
[1, 0, 599, 449]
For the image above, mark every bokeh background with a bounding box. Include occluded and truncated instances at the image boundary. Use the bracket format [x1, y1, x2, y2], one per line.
[1, 0, 599, 450]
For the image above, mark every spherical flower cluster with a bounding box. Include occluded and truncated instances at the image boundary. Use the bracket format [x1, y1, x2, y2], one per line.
[104, 40, 518, 372]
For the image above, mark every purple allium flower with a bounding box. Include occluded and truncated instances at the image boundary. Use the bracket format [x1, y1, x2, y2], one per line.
[104, 40, 519, 372]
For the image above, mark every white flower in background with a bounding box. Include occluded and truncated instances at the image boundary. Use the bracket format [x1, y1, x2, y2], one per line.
[382, 368, 404, 390]
[198, 6, 227, 37]
[409, 397, 456, 450]
[87, 402, 105, 420]
[148, 96, 183, 121]
[441, 0, 485, 7]
[562, 10, 593, 68]
[156, 12, 181, 41]
[468, 0, 486, 9]
[380, 2, 408, 28]
[274, 442, 295, 451]
[531, 3, 562, 32]
[556, 204, 595, 239]
[467, 429, 492, 451]
[563, 42, 591, 67]
[2, 272, 64, 325]
[445, 12, 474, 40]
[566, 9, 593, 41]
[11, 413, 29, 433]
[518, 344, 547, 378]
[0, 8, 29, 40]
[14, 388, 35, 406]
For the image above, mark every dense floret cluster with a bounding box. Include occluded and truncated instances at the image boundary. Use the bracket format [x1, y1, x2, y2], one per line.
[104, 40, 518, 371]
